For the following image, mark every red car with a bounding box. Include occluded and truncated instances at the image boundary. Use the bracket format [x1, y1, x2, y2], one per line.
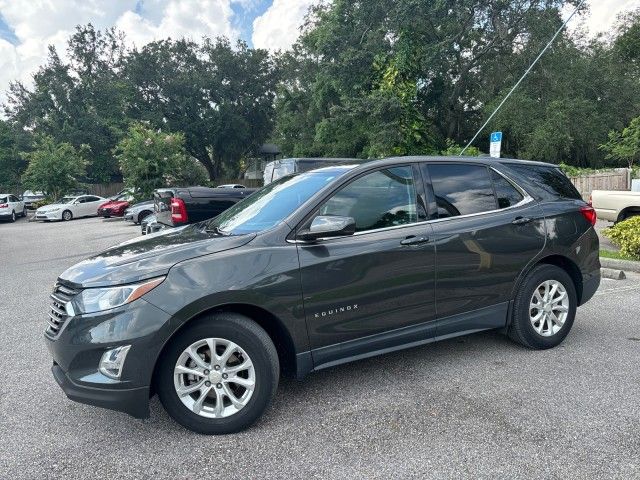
[98, 192, 134, 218]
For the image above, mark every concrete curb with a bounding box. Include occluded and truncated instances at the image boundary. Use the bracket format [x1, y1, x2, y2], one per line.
[601, 268, 626, 280]
[600, 257, 640, 274]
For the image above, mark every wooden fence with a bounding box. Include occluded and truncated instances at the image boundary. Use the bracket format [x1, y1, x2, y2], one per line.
[570, 168, 631, 200]
[86, 183, 125, 198]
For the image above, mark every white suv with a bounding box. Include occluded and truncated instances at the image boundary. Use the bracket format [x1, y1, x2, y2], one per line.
[0, 194, 26, 222]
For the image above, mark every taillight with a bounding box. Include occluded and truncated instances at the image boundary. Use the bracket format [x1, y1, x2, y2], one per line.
[0, 204, 7, 208]
[170, 198, 188, 224]
[580, 206, 597, 226]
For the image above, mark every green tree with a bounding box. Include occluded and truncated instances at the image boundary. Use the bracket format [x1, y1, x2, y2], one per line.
[600, 116, 640, 169]
[275, 0, 587, 159]
[115, 123, 193, 200]
[0, 120, 24, 192]
[5, 24, 129, 182]
[124, 37, 278, 180]
[22, 136, 87, 200]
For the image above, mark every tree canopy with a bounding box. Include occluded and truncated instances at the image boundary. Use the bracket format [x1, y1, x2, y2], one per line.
[1, 3, 640, 192]
[21, 136, 87, 200]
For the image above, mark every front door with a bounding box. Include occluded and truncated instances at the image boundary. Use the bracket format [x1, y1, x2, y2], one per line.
[296, 165, 437, 366]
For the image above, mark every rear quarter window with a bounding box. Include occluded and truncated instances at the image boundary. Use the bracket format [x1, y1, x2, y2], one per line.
[507, 164, 582, 201]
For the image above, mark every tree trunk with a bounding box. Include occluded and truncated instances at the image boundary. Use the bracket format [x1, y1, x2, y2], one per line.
[189, 146, 217, 181]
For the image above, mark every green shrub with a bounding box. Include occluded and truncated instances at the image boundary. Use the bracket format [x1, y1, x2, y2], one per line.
[603, 216, 640, 260]
[31, 199, 52, 210]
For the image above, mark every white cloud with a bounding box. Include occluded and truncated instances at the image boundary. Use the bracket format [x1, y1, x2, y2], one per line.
[115, 0, 238, 48]
[0, 0, 239, 105]
[251, 0, 317, 51]
[566, 0, 640, 36]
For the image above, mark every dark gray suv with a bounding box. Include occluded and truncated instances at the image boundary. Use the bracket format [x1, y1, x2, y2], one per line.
[45, 156, 600, 434]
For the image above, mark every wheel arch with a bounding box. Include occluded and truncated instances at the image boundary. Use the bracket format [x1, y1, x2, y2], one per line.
[536, 255, 583, 303]
[508, 254, 584, 327]
[617, 206, 640, 222]
[150, 303, 298, 393]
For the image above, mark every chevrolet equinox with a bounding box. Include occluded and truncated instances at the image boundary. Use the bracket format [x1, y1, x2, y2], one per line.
[45, 156, 601, 434]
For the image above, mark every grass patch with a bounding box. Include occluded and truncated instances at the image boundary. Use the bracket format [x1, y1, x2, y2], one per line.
[600, 249, 639, 261]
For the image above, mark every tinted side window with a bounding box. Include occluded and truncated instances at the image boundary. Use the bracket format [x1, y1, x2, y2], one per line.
[427, 164, 497, 218]
[509, 165, 581, 200]
[319, 166, 419, 232]
[491, 170, 524, 208]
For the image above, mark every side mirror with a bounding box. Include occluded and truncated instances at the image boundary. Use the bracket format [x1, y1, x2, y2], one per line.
[298, 215, 356, 242]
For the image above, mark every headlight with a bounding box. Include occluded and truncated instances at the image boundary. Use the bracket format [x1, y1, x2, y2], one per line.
[74, 277, 165, 314]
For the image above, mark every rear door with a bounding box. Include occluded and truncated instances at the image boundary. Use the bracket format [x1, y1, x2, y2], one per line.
[84, 196, 103, 216]
[10, 195, 23, 214]
[297, 165, 437, 366]
[423, 163, 546, 335]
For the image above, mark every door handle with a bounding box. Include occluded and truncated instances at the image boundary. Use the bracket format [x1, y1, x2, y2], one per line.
[512, 216, 533, 225]
[401, 236, 430, 246]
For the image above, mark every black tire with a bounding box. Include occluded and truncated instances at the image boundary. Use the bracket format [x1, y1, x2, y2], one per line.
[10, 211, 16, 222]
[21, 208, 27, 218]
[508, 264, 577, 349]
[62, 210, 73, 221]
[137, 210, 152, 225]
[156, 313, 279, 434]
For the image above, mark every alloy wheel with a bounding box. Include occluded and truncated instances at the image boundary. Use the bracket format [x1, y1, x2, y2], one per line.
[529, 280, 570, 337]
[173, 338, 256, 418]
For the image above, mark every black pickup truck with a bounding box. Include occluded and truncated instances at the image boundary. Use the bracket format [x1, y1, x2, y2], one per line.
[154, 186, 256, 228]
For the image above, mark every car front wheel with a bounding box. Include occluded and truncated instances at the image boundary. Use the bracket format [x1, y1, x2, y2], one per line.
[156, 313, 279, 434]
[10, 211, 16, 222]
[62, 210, 73, 221]
[508, 264, 577, 349]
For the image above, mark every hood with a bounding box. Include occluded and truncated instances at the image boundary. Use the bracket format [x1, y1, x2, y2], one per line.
[59, 223, 256, 288]
[100, 200, 128, 208]
[37, 203, 67, 212]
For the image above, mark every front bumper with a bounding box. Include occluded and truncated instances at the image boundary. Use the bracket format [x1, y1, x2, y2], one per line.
[35, 211, 62, 220]
[51, 363, 150, 418]
[45, 298, 173, 419]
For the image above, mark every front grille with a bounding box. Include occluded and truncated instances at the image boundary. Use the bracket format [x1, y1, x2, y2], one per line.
[46, 283, 79, 337]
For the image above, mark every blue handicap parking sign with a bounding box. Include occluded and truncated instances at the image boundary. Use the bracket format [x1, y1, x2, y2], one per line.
[490, 132, 502, 143]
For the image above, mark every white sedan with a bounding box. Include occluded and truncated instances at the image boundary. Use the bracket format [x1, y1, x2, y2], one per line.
[0, 193, 27, 222]
[35, 195, 106, 222]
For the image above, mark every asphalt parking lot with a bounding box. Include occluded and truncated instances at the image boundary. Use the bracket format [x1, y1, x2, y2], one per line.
[1, 216, 639, 479]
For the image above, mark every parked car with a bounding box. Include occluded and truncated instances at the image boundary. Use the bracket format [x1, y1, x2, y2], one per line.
[153, 186, 257, 228]
[45, 156, 600, 434]
[216, 184, 247, 189]
[98, 191, 134, 218]
[0, 194, 27, 222]
[263, 157, 361, 185]
[22, 190, 46, 209]
[591, 189, 640, 223]
[35, 195, 106, 221]
[124, 200, 154, 224]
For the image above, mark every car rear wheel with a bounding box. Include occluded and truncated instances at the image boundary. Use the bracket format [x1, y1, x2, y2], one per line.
[137, 210, 151, 225]
[62, 210, 73, 221]
[10, 211, 16, 222]
[156, 313, 279, 434]
[508, 264, 577, 349]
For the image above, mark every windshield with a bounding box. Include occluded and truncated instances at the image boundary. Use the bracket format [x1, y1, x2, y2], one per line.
[207, 170, 345, 235]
